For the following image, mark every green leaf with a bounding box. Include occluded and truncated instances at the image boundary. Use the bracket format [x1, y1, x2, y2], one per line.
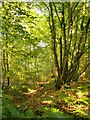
[77, 97, 88, 105]
[37, 107, 65, 118]
[6, 104, 21, 117]
[58, 92, 68, 99]
[25, 109, 35, 118]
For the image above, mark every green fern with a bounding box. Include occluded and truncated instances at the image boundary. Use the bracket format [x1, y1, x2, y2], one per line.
[37, 107, 65, 118]
[25, 109, 35, 118]
[2, 96, 35, 118]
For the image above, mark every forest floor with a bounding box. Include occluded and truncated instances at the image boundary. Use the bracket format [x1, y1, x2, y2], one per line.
[3, 75, 90, 119]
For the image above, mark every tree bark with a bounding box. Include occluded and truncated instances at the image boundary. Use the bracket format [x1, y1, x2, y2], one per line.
[49, 2, 61, 89]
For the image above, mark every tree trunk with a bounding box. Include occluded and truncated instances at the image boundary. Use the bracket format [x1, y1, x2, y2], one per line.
[6, 34, 10, 86]
[49, 2, 61, 89]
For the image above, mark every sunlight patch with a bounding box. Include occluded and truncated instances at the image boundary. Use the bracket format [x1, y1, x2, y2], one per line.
[76, 91, 88, 98]
[42, 100, 53, 105]
[28, 88, 36, 93]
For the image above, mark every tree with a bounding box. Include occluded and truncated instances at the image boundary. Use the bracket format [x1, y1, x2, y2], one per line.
[1, 1, 90, 90]
[46, 2, 90, 89]
[1, 2, 38, 87]
[1, 2, 53, 88]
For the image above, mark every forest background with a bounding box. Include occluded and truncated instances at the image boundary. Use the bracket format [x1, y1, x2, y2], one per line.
[0, 1, 90, 119]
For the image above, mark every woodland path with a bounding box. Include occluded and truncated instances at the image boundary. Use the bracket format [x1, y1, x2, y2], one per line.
[5, 76, 89, 118]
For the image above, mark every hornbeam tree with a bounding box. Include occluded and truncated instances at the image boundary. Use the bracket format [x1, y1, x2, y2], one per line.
[47, 2, 90, 89]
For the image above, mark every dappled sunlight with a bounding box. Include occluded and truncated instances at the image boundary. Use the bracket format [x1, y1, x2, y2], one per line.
[41, 100, 53, 105]
[76, 91, 88, 98]
[28, 88, 36, 93]
[2, 1, 90, 119]
[75, 107, 88, 116]
[2, 77, 90, 119]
